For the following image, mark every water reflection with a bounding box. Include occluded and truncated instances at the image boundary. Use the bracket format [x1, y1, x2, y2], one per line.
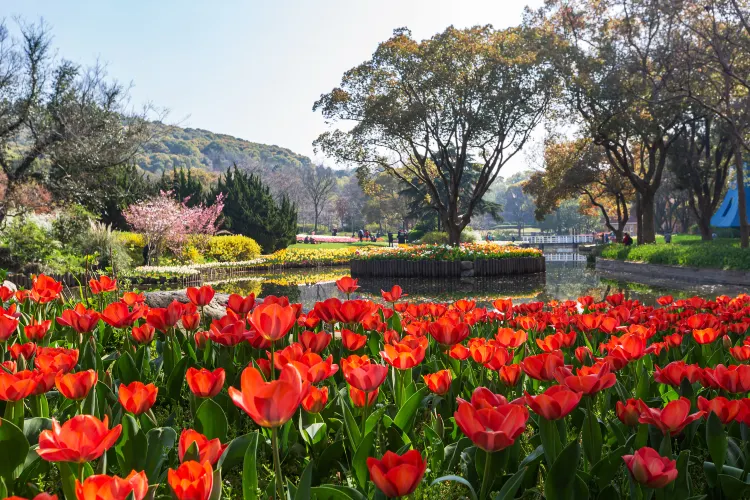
[207, 259, 733, 310]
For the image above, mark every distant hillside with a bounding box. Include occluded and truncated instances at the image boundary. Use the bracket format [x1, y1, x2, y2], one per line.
[136, 122, 312, 174]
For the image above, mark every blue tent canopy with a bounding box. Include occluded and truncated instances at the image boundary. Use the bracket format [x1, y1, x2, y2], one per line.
[711, 187, 750, 228]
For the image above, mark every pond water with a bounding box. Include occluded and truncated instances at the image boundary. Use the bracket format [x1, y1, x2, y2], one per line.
[205, 256, 741, 309]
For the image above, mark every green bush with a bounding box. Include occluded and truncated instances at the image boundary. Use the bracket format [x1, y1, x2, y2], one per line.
[206, 235, 262, 262]
[3, 218, 57, 265]
[80, 221, 133, 272]
[421, 231, 449, 245]
[52, 205, 96, 245]
[408, 229, 426, 241]
[599, 239, 750, 270]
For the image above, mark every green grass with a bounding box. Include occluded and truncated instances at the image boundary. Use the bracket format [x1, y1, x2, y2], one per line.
[287, 241, 389, 250]
[599, 236, 750, 270]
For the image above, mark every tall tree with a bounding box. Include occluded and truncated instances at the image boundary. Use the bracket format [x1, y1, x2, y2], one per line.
[526, 139, 634, 242]
[301, 164, 336, 232]
[313, 25, 557, 245]
[0, 20, 152, 224]
[537, 0, 690, 243]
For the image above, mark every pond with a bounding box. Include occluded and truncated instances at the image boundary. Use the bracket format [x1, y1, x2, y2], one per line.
[201, 256, 742, 309]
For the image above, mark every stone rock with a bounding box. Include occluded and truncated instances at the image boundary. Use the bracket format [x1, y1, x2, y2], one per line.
[144, 290, 264, 320]
[460, 269, 475, 278]
[460, 261, 474, 271]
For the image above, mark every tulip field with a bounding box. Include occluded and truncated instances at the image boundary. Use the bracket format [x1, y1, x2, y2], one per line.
[4, 275, 750, 499]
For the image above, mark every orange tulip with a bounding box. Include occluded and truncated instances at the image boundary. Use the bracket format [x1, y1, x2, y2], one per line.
[101, 302, 143, 329]
[349, 385, 378, 407]
[56, 304, 100, 334]
[341, 329, 367, 351]
[178, 429, 228, 466]
[367, 450, 426, 498]
[30, 274, 63, 303]
[248, 303, 296, 342]
[167, 461, 213, 500]
[187, 285, 215, 307]
[131, 324, 155, 345]
[302, 385, 329, 413]
[0, 369, 37, 401]
[616, 398, 642, 426]
[299, 330, 331, 353]
[55, 369, 97, 401]
[499, 364, 522, 387]
[693, 327, 720, 344]
[186, 367, 225, 398]
[269, 342, 305, 370]
[455, 401, 529, 452]
[623, 447, 678, 489]
[427, 318, 469, 346]
[75, 470, 148, 500]
[118, 381, 158, 415]
[38, 415, 122, 463]
[121, 292, 146, 306]
[35, 347, 79, 374]
[229, 365, 306, 428]
[5, 494, 57, 500]
[561, 362, 617, 395]
[336, 276, 360, 295]
[638, 397, 705, 436]
[381, 337, 427, 370]
[468, 338, 496, 364]
[24, 318, 51, 341]
[342, 355, 388, 392]
[697, 396, 742, 424]
[494, 327, 527, 348]
[381, 285, 406, 303]
[89, 275, 117, 295]
[292, 352, 339, 384]
[423, 370, 452, 395]
[525, 385, 582, 420]
[448, 343, 470, 360]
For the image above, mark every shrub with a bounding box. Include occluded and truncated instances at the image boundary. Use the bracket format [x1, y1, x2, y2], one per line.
[206, 235, 262, 262]
[52, 205, 96, 245]
[2, 218, 57, 265]
[421, 231, 449, 245]
[461, 229, 477, 243]
[408, 229, 426, 241]
[81, 221, 133, 272]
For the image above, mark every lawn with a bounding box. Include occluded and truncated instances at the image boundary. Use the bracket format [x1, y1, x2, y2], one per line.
[599, 235, 750, 270]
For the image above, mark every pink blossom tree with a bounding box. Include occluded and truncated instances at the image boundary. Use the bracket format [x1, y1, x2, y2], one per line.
[124, 191, 224, 264]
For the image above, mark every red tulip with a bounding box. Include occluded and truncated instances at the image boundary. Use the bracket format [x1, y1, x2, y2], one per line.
[448, 343, 470, 360]
[0, 314, 19, 342]
[521, 351, 565, 381]
[706, 364, 750, 393]
[381, 337, 427, 370]
[616, 398, 642, 427]
[75, 470, 148, 500]
[455, 401, 529, 452]
[207, 320, 247, 347]
[187, 285, 215, 307]
[167, 460, 213, 500]
[341, 329, 367, 351]
[336, 276, 360, 295]
[38, 415, 122, 463]
[302, 385, 329, 413]
[342, 355, 388, 392]
[227, 293, 255, 315]
[292, 352, 339, 384]
[229, 365, 306, 428]
[574, 346, 593, 365]
[101, 302, 143, 329]
[118, 381, 158, 415]
[56, 304, 100, 334]
[0, 369, 36, 401]
[24, 318, 51, 341]
[56, 370, 97, 401]
[653, 361, 702, 387]
[367, 450, 426, 498]
[299, 330, 331, 353]
[638, 397, 705, 436]
[428, 318, 470, 346]
[623, 447, 678, 489]
[186, 367, 225, 398]
[697, 396, 742, 425]
[423, 370, 452, 395]
[494, 327, 527, 348]
[730, 345, 750, 362]
[9, 342, 36, 360]
[693, 327, 720, 344]
[35, 347, 79, 374]
[178, 429, 228, 465]
[146, 301, 184, 332]
[561, 362, 616, 395]
[458, 386, 508, 409]
[5, 494, 57, 500]
[350, 386, 379, 407]
[333, 300, 374, 325]
[31, 274, 63, 303]
[468, 338, 496, 364]
[381, 285, 406, 303]
[89, 275, 117, 295]
[499, 364, 522, 387]
[121, 292, 146, 306]
[657, 295, 673, 306]
[269, 342, 306, 370]
[249, 303, 296, 342]
[131, 323, 155, 345]
[525, 385, 582, 420]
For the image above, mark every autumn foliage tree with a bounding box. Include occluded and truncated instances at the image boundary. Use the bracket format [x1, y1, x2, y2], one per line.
[314, 25, 558, 245]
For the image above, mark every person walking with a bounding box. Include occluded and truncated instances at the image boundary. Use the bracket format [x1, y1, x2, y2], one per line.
[358, 229, 364, 242]
[388, 231, 394, 247]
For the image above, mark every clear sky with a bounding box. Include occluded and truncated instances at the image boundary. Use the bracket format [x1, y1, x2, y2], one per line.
[6, 0, 543, 174]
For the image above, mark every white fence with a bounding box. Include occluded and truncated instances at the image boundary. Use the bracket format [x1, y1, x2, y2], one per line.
[521, 234, 595, 244]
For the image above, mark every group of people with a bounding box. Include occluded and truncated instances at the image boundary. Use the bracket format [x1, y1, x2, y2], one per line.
[387, 230, 407, 247]
[357, 229, 378, 242]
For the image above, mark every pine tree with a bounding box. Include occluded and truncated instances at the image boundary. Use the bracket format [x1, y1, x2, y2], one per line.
[216, 165, 297, 253]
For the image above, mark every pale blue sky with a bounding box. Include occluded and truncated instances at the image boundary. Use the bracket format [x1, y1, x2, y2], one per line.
[6, 0, 542, 174]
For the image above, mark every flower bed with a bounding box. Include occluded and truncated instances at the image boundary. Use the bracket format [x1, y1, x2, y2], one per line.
[353, 242, 542, 261]
[296, 234, 359, 243]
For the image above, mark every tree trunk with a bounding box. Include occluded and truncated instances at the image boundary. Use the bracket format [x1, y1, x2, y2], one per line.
[640, 191, 657, 244]
[447, 223, 462, 246]
[734, 140, 749, 248]
[614, 229, 623, 243]
[698, 215, 713, 241]
[635, 192, 643, 244]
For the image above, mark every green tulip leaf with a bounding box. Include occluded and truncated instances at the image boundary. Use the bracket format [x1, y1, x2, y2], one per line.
[195, 398, 228, 442]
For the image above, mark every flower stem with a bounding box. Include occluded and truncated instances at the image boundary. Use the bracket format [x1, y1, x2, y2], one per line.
[479, 451, 493, 500]
[361, 393, 369, 438]
[272, 426, 284, 499]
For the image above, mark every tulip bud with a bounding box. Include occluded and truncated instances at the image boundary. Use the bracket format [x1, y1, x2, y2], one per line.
[723, 335, 732, 350]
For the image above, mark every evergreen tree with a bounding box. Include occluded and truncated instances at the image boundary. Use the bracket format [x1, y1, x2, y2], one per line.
[158, 167, 205, 206]
[216, 166, 297, 253]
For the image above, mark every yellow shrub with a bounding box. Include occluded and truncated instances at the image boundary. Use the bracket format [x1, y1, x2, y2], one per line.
[181, 244, 205, 264]
[115, 231, 146, 248]
[207, 235, 261, 262]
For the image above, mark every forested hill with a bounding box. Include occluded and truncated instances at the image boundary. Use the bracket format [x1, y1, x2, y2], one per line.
[136, 122, 311, 174]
